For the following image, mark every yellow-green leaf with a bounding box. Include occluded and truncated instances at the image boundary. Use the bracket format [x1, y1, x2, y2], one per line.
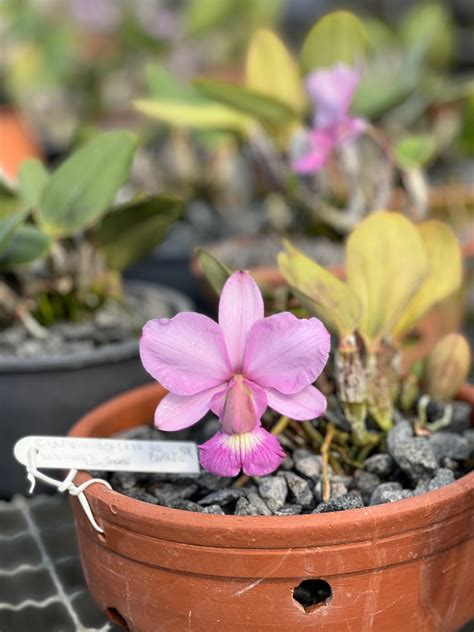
[278, 241, 361, 336]
[425, 333, 471, 401]
[301, 11, 368, 72]
[392, 220, 462, 340]
[246, 29, 305, 115]
[346, 211, 428, 345]
[134, 99, 251, 134]
[193, 78, 298, 127]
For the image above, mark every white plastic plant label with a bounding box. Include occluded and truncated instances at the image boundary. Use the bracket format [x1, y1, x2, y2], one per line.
[14, 436, 200, 474]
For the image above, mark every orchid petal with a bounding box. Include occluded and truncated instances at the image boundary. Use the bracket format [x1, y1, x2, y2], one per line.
[338, 116, 366, 144]
[306, 64, 361, 129]
[155, 385, 225, 431]
[218, 271, 264, 371]
[292, 129, 334, 174]
[199, 428, 286, 477]
[140, 313, 231, 396]
[215, 378, 267, 434]
[243, 313, 330, 395]
[266, 384, 326, 420]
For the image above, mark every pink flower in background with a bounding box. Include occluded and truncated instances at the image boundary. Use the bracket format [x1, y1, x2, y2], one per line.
[292, 63, 366, 174]
[140, 272, 330, 477]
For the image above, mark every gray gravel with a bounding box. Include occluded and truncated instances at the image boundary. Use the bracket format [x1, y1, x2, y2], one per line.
[429, 432, 471, 461]
[313, 493, 364, 513]
[105, 408, 472, 516]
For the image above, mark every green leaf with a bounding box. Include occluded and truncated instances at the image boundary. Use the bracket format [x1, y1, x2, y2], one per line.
[394, 135, 436, 170]
[346, 212, 428, 345]
[425, 334, 471, 401]
[0, 224, 52, 269]
[352, 50, 421, 118]
[245, 29, 305, 115]
[145, 64, 202, 102]
[134, 99, 251, 133]
[399, 3, 454, 69]
[193, 78, 297, 127]
[0, 206, 28, 255]
[278, 241, 361, 336]
[392, 221, 462, 340]
[93, 195, 181, 270]
[185, 0, 237, 36]
[38, 132, 137, 237]
[301, 11, 368, 72]
[19, 159, 49, 207]
[196, 248, 232, 295]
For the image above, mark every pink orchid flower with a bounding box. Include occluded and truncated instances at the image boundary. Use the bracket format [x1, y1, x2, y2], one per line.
[292, 63, 366, 174]
[140, 271, 330, 477]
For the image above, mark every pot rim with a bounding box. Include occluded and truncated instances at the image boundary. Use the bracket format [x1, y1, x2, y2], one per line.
[69, 382, 474, 549]
[0, 282, 192, 374]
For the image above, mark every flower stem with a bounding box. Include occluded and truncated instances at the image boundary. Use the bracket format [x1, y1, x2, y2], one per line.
[271, 415, 290, 435]
[321, 423, 336, 503]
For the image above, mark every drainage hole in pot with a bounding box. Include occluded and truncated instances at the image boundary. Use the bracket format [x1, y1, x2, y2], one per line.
[106, 607, 130, 631]
[293, 579, 332, 613]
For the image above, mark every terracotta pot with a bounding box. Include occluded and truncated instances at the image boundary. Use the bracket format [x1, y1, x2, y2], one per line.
[69, 383, 474, 632]
[0, 109, 41, 187]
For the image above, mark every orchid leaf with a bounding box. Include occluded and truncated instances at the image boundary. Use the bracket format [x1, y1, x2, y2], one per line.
[193, 78, 297, 127]
[394, 135, 436, 170]
[0, 224, 52, 269]
[391, 221, 462, 340]
[94, 195, 181, 271]
[425, 334, 471, 401]
[134, 99, 251, 134]
[346, 212, 428, 345]
[301, 11, 368, 72]
[197, 248, 232, 296]
[38, 132, 137, 237]
[19, 159, 49, 208]
[0, 208, 27, 254]
[278, 241, 360, 336]
[246, 29, 305, 115]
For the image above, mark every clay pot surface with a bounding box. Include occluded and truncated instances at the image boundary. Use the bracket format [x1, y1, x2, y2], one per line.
[70, 383, 474, 632]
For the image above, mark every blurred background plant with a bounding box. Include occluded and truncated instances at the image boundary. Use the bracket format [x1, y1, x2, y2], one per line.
[0, 131, 180, 332]
[0, 0, 473, 334]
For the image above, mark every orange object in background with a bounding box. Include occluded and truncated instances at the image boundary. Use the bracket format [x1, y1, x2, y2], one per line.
[0, 109, 41, 188]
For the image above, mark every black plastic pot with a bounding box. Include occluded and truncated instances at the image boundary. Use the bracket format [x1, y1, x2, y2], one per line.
[0, 282, 192, 499]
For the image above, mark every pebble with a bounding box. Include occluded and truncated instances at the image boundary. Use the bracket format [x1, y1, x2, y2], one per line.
[202, 505, 225, 515]
[234, 497, 256, 516]
[463, 429, 474, 455]
[370, 483, 413, 505]
[110, 471, 146, 492]
[278, 472, 314, 509]
[313, 493, 364, 513]
[198, 488, 245, 506]
[280, 456, 295, 471]
[257, 476, 288, 512]
[450, 402, 472, 433]
[370, 482, 402, 505]
[197, 472, 233, 492]
[165, 499, 203, 512]
[274, 504, 303, 516]
[294, 455, 323, 481]
[372, 489, 413, 505]
[429, 432, 471, 461]
[245, 492, 272, 516]
[352, 470, 380, 503]
[389, 437, 438, 481]
[152, 483, 198, 505]
[363, 454, 394, 477]
[428, 468, 455, 491]
[386, 420, 413, 454]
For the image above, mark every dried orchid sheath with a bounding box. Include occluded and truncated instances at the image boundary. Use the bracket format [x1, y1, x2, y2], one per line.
[140, 271, 330, 476]
[292, 63, 366, 174]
